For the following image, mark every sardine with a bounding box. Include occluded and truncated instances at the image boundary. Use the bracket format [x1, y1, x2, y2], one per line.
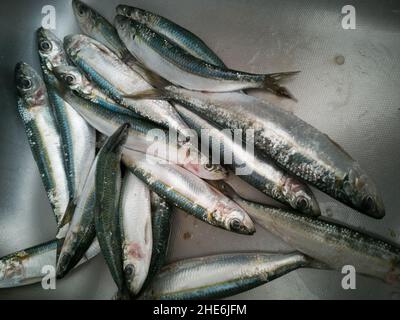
[140, 252, 317, 299]
[15, 62, 70, 225]
[71, 0, 164, 84]
[37, 27, 96, 201]
[120, 170, 152, 296]
[135, 87, 385, 219]
[0, 238, 100, 288]
[63, 34, 194, 138]
[122, 150, 255, 235]
[218, 182, 400, 284]
[52, 65, 227, 180]
[94, 124, 129, 294]
[142, 192, 172, 291]
[115, 15, 297, 99]
[174, 103, 320, 216]
[56, 157, 98, 278]
[116, 5, 226, 67]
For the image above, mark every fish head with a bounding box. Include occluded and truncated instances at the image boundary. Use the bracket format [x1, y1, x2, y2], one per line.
[52, 65, 92, 97]
[0, 257, 25, 288]
[72, 0, 99, 34]
[341, 165, 385, 219]
[199, 163, 228, 180]
[211, 198, 255, 235]
[123, 243, 149, 295]
[15, 62, 45, 104]
[114, 15, 139, 49]
[116, 5, 153, 25]
[36, 27, 67, 72]
[282, 177, 321, 216]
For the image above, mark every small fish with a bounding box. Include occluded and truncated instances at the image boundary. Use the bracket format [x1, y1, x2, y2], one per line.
[120, 170, 152, 296]
[122, 150, 255, 235]
[52, 65, 227, 181]
[140, 252, 319, 299]
[115, 15, 298, 99]
[131, 86, 385, 219]
[63, 34, 193, 138]
[56, 157, 98, 278]
[174, 103, 320, 216]
[37, 27, 96, 202]
[142, 192, 172, 291]
[94, 124, 129, 294]
[15, 62, 70, 225]
[71, 0, 164, 84]
[116, 5, 226, 67]
[0, 238, 100, 288]
[218, 181, 400, 285]
[72, 0, 131, 61]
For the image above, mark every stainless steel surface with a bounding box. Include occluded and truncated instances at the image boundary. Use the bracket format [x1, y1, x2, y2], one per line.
[1, 0, 399, 299]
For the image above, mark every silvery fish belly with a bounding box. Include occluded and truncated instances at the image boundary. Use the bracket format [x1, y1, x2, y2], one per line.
[15, 62, 70, 225]
[116, 5, 226, 67]
[0, 238, 100, 288]
[140, 252, 312, 299]
[56, 157, 98, 278]
[122, 150, 255, 235]
[230, 190, 400, 285]
[174, 103, 320, 216]
[63, 34, 194, 139]
[37, 28, 96, 201]
[115, 15, 297, 99]
[120, 171, 152, 296]
[94, 124, 129, 293]
[163, 87, 385, 219]
[0, 240, 59, 288]
[52, 65, 226, 181]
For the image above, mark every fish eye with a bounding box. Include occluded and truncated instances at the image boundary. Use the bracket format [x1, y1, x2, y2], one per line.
[124, 264, 135, 277]
[296, 197, 309, 211]
[205, 163, 215, 171]
[229, 218, 241, 231]
[77, 4, 86, 16]
[64, 74, 76, 85]
[361, 196, 375, 213]
[39, 40, 52, 52]
[19, 78, 32, 89]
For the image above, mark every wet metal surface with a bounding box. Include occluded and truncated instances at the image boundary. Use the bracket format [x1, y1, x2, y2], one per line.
[0, 0, 399, 299]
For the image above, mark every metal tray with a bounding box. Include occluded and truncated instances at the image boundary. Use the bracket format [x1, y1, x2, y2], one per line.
[0, 0, 399, 299]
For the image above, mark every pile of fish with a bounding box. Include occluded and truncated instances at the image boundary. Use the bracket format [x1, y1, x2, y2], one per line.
[1, 0, 399, 299]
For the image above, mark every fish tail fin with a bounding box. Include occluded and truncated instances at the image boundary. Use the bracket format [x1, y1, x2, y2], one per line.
[263, 71, 300, 101]
[123, 88, 169, 101]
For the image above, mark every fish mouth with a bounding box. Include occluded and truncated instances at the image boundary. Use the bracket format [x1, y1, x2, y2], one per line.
[342, 167, 385, 219]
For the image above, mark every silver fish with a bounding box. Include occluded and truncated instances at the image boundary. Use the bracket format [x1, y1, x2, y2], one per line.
[140, 252, 317, 299]
[94, 124, 129, 294]
[52, 65, 226, 181]
[120, 170, 152, 296]
[136, 86, 385, 219]
[0, 238, 100, 288]
[63, 34, 193, 138]
[116, 5, 226, 67]
[15, 62, 70, 225]
[142, 192, 172, 291]
[122, 150, 255, 235]
[71, 0, 164, 84]
[115, 15, 297, 99]
[174, 103, 320, 216]
[37, 27, 96, 201]
[56, 157, 98, 278]
[219, 182, 400, 285]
